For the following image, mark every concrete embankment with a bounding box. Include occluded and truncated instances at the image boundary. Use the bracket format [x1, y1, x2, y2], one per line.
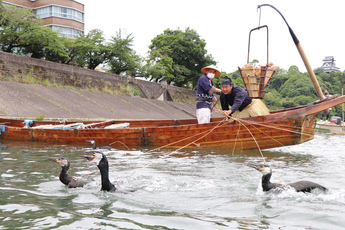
[0, 81, 223, 121]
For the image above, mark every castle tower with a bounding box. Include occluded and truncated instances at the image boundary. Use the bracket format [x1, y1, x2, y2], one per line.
[319, 56, 341, 73]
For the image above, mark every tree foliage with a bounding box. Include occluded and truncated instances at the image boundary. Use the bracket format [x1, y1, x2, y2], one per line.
[0, 5, 42, 53]
[75, 29, 110, 70]
[145, 28, 215, 88]
[107, 32, 141, 75]
[0, 5, 69, 60]
[21, 26, 67, 60]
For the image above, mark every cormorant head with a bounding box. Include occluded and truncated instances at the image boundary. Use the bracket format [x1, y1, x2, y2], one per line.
[47, 157, 70, 168]
[86, 140, 97, 149]
[86, 140, 96, 144]
[247, 163, 272, 175]
[80, 151, 103, 166]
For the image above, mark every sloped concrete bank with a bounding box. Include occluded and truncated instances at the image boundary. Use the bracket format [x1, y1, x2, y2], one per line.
[0, 81, 223, 121]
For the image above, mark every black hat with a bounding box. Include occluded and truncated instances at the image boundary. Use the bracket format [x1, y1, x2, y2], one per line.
[221, 76, 232, 86]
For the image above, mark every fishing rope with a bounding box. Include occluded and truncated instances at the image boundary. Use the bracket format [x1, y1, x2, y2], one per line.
[232, 122, 241, 156]
[214, 107, 315, 157]
[221, 113, 266, 164]
[108, 140, 130, 150]
[126, 117, 228, 177]
[214, 107, 315, 138]
[108, 104, 316, 172]
[234, 118, 302, 155]
[109, 117, 229, 166]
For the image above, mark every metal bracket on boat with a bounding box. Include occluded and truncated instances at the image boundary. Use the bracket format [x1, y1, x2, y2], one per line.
[0, 122, 10, 134]
[23, 120, 33, 128]
[0, 124, 6, 135]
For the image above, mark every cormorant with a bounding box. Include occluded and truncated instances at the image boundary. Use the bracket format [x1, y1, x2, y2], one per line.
[81, 151, 135, 193]
[86, 140, 112, 150]
[247, 163, 328, 193]
[47, 156, 91, 188]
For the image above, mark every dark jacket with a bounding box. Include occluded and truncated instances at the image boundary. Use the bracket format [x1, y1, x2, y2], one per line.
[220, 86, 252, 114]
[196, 74, 215, 109]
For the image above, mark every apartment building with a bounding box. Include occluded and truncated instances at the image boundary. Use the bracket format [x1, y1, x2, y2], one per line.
[2, 0, 84, 38]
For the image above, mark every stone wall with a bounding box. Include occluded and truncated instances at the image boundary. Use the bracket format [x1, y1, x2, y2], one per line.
[0, 51, 196, 104]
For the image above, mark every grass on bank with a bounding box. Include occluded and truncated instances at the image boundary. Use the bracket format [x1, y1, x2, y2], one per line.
[0, 67, 140, 97]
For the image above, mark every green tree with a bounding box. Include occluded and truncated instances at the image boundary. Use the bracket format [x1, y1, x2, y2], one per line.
[279, 73, 317, 99]
[0, 5, 68, 60]
[85, 29, 109, 69]
[292, 95, 315, 106]
[269, 73, 289, 91]
[107, 32, 141, 76]
[146, 28, 216, 88]
[0, 5, 41, 53]
[48, 36, 77, 64]
[262, 89, 283, 108]
[20, 26, 67, 59]
[70, 29, 109, 69]
[282, 100, 298, 108]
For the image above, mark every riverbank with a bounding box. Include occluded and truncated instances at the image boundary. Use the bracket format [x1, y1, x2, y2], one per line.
[0, 81, 223, 120]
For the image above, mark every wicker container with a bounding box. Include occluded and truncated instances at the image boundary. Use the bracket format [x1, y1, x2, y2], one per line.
[238, 66, 275, 99]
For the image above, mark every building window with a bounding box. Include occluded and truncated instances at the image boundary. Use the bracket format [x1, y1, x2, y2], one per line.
[49, 25, 83, 38]
[36, 5, 84, 23]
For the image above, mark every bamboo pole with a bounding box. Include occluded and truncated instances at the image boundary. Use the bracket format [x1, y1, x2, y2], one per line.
[295, 43, 324, 100]
[258, 4, 324, 100]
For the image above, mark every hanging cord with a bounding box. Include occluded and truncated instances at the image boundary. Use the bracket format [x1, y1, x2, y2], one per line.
[213, 107, 310, 156]
[257, 5, 262, 27]
[126, 117, 228, 177]
[108, 140, 130, 150]
[109, 117, 229, 166]
[220, 112, 266, 164]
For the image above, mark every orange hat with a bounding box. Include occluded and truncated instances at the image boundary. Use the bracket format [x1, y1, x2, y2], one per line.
[201, 65, 221, 77]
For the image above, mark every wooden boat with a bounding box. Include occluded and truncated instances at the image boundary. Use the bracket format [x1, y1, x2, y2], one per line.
[316, 121, 345, 135]
[1, 95, 345, 150]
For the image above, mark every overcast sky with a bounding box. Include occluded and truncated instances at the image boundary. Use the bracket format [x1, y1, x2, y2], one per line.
[77, 0, 345, 73]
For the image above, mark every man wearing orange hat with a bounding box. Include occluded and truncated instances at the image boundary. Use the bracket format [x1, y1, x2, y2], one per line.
[196, 65, 221, 124]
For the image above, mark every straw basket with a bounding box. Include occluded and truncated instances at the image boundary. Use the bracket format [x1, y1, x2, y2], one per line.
[238, 65, 275, 99]
[239, 25, 275, 99]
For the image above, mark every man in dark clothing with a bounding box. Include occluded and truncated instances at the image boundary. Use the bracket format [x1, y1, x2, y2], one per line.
[220, 76, 270, 118]
[220, 76, 252, 117]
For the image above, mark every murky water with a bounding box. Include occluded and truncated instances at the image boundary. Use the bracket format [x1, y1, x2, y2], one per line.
[1, 132, 345, 230]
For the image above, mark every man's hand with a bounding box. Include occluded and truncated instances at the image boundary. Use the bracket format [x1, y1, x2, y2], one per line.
[223, 110, 232, 117]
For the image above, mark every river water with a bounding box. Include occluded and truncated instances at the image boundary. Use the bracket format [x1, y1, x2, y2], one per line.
[1, 132, 344, 230]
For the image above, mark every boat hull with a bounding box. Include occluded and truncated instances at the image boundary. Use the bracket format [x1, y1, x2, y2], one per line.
[1, 96, 345, 150]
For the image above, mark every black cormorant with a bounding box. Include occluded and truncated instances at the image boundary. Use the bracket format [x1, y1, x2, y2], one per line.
[86, 140, 112, 150]
[81, 151, 135, 193]
[47, 156, 91, 188]
[247, 163, 328, 193]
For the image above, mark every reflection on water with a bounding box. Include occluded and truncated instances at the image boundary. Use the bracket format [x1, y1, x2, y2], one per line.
[1, 132, 345, 229]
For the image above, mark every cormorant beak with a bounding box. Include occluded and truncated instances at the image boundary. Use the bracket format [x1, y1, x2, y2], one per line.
[46, 157, 61, 163]
[80, 153, 96, 162]
[247, 163, 264, 172]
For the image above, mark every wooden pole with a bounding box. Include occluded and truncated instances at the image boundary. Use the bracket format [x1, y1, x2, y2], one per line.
[295, 43, 324, 100]
[258, 4, 324, 100]
[211, 97, 220, 112]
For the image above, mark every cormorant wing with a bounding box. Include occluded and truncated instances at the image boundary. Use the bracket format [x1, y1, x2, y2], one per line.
[287, 180, 328, 193]
[68, 176, 92, 188]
